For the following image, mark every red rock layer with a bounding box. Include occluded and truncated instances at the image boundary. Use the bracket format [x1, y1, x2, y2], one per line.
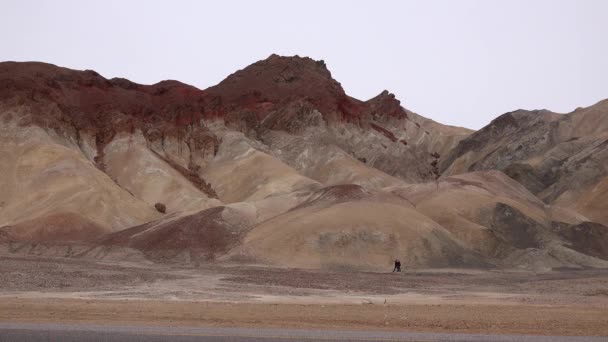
[1, 55, 409, 139]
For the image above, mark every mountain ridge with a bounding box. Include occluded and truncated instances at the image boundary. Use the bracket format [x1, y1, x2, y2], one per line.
[1, 55, 607, 271]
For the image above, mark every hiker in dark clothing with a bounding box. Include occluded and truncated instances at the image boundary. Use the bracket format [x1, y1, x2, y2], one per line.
[392, 259, 401, 272]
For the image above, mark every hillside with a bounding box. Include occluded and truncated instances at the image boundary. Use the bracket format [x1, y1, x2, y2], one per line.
[0, 56, 606, 271]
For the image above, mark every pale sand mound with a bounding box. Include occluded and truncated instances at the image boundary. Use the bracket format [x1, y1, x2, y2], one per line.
[0, 122, 158, 231]
[233, 184, 484, 270]
[223, 188, 318, 226]
[0, 212, 109, 242]
[389, 171, 608, 269]
[103, 132, 222, 213]
[201, 131, 321, 203]
[391, 170, 555, 223]
[390, 171, 566, 254]
[262, 129, 406, 189]
[574, 175, 608, 226]
[102, 206, 254, 263]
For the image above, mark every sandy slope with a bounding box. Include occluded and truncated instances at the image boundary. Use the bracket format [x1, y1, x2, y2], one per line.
[0, 118, 158, 233]
[201, 131, 321, 203]
[261, 129, 406, 188]
[0, 212, 108, 243]
[574, 176, 608, 226]
[390, 171, 608, 269]
[234, 185, 481, 270]
[103, 132, 222, 213]
[101, 206, 254, 263]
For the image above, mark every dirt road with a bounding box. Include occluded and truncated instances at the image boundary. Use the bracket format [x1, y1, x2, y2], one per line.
[1, 322, 606, 342]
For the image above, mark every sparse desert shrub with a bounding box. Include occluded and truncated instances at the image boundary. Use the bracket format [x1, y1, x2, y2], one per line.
[154, 202, 166, 214]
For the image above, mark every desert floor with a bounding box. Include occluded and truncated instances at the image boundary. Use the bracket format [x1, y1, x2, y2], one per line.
[1, 253, 607, 336]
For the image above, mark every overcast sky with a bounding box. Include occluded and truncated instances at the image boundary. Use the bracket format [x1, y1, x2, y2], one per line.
[1, 0, 607, 129]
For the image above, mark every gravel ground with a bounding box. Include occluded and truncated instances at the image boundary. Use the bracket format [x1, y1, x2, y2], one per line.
[1, 254, 608, 335]
[1, 254, 608, 305]
[0, 256, 182, 292]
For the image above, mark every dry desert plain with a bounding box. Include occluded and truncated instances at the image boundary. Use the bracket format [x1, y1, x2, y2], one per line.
[1, 252, 607, 337]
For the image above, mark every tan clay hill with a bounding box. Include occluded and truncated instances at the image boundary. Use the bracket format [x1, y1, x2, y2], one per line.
[0, 55, 607, 271]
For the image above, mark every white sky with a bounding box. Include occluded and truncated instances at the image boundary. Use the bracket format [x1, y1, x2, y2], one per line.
[1, 0, 607, 129]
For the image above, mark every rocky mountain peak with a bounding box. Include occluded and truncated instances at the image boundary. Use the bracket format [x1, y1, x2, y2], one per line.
[365, 90, 407, 121]
[205, 54, 350, 121]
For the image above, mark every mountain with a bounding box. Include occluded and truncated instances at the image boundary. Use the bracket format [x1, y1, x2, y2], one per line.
[0, 55, 607, 271]
[440, 100, 608, 226]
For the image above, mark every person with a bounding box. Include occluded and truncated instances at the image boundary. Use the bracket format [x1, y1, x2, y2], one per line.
[392, 259, 401, 272]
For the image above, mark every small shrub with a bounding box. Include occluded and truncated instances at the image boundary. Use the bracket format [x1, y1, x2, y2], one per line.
[154, 202, 166, 214]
